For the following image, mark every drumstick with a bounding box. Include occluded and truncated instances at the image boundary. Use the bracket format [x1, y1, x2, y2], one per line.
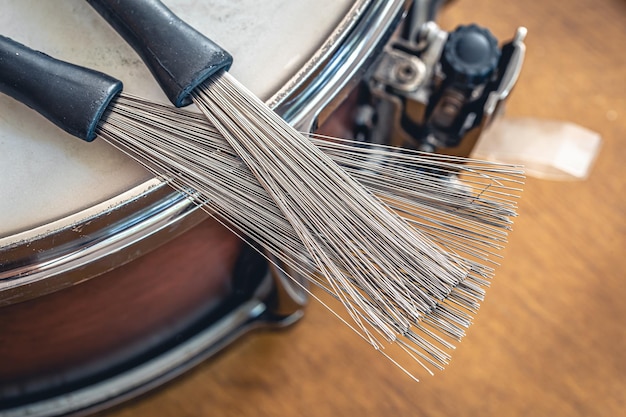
[0, 35, 522, 378]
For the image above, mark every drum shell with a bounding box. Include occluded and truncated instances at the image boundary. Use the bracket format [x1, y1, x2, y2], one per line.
[0, 218, 245, 404]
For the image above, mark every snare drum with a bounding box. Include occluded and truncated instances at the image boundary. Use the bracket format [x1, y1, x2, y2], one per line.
[0, 0, 406, 415]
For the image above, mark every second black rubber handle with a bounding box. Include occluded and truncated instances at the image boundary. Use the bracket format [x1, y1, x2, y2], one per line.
[0, 35, 122, 142]
[87, 0, 233, 107]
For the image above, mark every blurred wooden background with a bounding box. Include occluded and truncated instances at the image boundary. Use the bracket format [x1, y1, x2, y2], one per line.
[103, 0, 626, 416]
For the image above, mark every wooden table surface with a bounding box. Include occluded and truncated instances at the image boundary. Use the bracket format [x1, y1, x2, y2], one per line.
[103, 0, 626, 416]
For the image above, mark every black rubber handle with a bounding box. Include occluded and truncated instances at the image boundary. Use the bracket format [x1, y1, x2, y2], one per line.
[0, 35, 122, 142]
[87, 0, 233, 107]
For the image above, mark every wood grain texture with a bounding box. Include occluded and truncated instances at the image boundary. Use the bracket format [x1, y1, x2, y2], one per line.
[101, 0, 626, 415]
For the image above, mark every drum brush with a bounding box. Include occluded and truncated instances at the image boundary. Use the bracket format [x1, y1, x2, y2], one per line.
[0, 35, 523, 378]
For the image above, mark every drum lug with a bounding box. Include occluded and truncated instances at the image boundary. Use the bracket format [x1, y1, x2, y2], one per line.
[263, 265, 307, 326]
[231, 243, 307, 325]
[361, 19, 527, 157]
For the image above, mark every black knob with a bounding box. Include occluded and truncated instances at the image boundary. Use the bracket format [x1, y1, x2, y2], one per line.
[441, 24, 500, 87]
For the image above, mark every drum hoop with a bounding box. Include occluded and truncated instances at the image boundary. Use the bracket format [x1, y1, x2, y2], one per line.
[0, 0, 407, 305]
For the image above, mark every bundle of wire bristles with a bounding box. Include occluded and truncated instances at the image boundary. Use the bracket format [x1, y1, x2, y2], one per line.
[100, 81, 523, 380]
